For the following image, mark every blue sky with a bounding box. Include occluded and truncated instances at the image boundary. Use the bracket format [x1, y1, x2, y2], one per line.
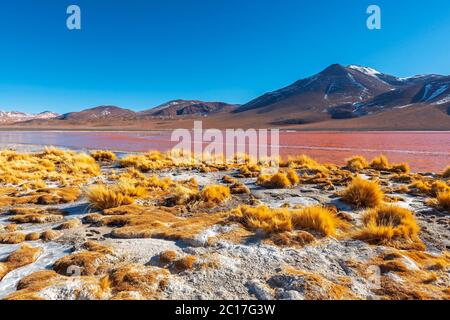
[1, 0, 450, 114]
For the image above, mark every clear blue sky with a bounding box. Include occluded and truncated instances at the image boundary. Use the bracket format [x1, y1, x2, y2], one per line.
[1, 0, 450, 114]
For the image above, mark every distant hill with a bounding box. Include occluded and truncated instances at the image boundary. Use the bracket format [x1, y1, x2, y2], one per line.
[140, 100, 238, 117]
[0, 110, 58, 124]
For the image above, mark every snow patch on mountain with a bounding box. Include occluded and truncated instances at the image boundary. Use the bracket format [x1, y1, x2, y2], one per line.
[348, 65, 381, 77]
[0, 110, 59, 123]
[426, 84, 449, 102]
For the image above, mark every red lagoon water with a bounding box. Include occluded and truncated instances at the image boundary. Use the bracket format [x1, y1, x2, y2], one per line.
[0, 131, 449, 173]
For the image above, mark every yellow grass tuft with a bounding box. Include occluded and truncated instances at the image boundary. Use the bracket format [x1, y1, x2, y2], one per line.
[257, 170, 300, 189]
[370, 155, 390, 171]
[437, 191, 450, 212]
[53, 251, 106, 276]
[90, 150, 117, 162]
[0, 244, 42, 280]
[341, 177, 384, 208]
[286, 169, 300, 186]
[354, 205, 423, 249]
[40, 230, 61, 242]
[86, 184, 135, 210]
[159, 250, 178, 264]
[174, 256, 197, 272]
[200, 185, 231, 204]
[232, 205, 345, 237]
[346, 156, 369, 171]
[442, 166, 450, 178]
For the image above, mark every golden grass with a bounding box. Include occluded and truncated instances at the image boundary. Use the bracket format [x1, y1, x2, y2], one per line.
[119, 151, 175, 172]
[53, 251, 107, 276]
[9, 213, 64, 224]
[90, 150, 117, 162]
[40, 230, 61, 242]
[108, 264, 169, 299]
[0, 244, 42, 280]
[257, 172, 291, 189]
[200, 185, 231, 204]
[436, 191, 450, 212]
[370, 155, 390, 171]
[232, 205, 346, 237]
[56, 218, 82, 230]
[341, 177, 384, 208]
[174, 256, 197, 272]
[409, 178, 450, 197]
[159, 250, 178, 264]
[86, 184, 135, 210]
[81, 240, 114, 255]
[354, 205, 423, 249]
[222, 175, 238, 184]
[0, 232, 26, 244]
[0, 148, 100, 192]
[25, 232, 41, 241]
[281, 154, 327, 173]
[230, 183, 250, 194]
[346, 156, 369, 171]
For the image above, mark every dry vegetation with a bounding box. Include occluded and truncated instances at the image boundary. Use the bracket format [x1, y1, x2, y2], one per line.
[354, 205, 424, 250]
[232, 205, 347, 237]
[0, 149, 448, 300]
[0, 244, 42, 280]
[341, 177, 384, 208]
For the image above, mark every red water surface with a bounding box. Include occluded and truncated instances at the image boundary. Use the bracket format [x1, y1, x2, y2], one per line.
[0, 131, 449, 173]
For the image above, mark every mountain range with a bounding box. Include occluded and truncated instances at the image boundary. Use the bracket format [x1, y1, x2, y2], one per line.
[2, 64, 449, 130]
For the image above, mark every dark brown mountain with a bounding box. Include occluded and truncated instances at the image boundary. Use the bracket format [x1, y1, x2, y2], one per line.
[59, 106, 137, 121]
[234, 64, 449, 125]
[140, 100, 238, 117]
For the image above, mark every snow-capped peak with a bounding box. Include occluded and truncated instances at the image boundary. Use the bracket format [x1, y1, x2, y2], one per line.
[348, 65, 382, 77]
[0, 110, 59, 123]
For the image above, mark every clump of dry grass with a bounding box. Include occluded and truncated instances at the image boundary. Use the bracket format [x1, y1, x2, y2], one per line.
[437, 191, 450, 212]
[159, 250, 178, 264]
[56, 219, 82, 230]
[120, 151, 175, 172]
[53, 251, 106, 276]
[230, 183, 250, 194]
[81, 241, 114, 255]
[174, 256, 197, 272]
[286, 169, 300, 185]
[222, 175, 238, 184]
[346, 156, 369, 171]
[370, 155, 390, 171]
[9, 213, 64, 224]
[257, 170, 299, 189]
[200, 185, 231, 205]
[442, 166, 450, 178]
[257, 172, 291, 189]
[25, 232, 41, 241]
[85, 184, 135, 210]
[232, 205, 346, 237]
[354, 205, 423, 249]
[341, 177, 384, 208]
[391, 163, 410, 174]
[409, 178, 450, 197]
[108, 264, 169, 299]
[281, 154, 327, 173]
[0, 244, 42, 280]
[0, 232, 26, 244]
[40, 230, 61, 242]
[90, 150, 117, 162]
[369, 155, 410, 173]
